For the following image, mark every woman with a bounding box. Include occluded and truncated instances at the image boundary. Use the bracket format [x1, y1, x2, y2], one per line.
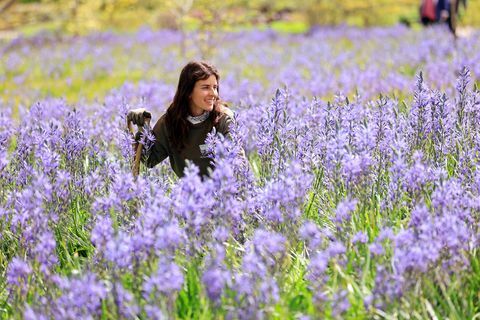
[127, 61, 234, 178]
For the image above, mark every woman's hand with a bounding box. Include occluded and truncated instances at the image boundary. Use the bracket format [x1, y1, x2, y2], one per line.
[127, 108, 152, 126]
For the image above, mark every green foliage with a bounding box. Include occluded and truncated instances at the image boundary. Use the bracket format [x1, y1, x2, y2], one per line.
[4, 0, 480, 37]
[1, 21, 479, 319]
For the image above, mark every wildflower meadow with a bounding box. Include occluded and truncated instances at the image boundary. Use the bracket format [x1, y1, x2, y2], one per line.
[0, 25, 479, 319]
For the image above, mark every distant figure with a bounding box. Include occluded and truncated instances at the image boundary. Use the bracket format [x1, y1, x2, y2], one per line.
[449, 0, 467, 36]
[436, 0, 453, 32]
[420, 0, 437, 25]
[420, 0, 467, 36]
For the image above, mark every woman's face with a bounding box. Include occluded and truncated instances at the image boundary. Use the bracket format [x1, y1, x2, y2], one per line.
[189, 75, 218, 116]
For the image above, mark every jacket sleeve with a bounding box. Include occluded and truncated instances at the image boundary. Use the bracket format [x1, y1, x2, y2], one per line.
[215, 111, 234, 138]
[145, 117, 169, 168]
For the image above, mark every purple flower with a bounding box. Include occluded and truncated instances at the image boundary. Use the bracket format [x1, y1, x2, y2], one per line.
[54, 273, 107, 318]
[113, 282, 140, 318]
[234, 273, 255, 297]
[91, 215, 114, 250]
[377, 227, 394, 241]
[372, 265, 405, 308]
[408, 204, 430, 228]
[241, 251, 268, 278]
[404, 151, 432, 193]
[23, 305, 48, 320]
[409, 71, 433, 148]
[6, 257, 32, 293]
[327, 241, 346, 258]
[252, 229, 286, 257]
[153, 221, 187, 254]
[202, 264, 230, 302]
[352, 231, 368, 244]
[299, 221, 323, 250]
[144, 304, 166, 320]
[331, 289, 350, 317]
[257, 160, 313, 226]
[333, 198, 357, 225]
[105, 231, 133, 269]
[212, 226, 230, 243]
[143, 258, 184, 297]
[369, 242, 384, 256]
[34, 231, 58, 274]
[308, 251, 329, 279]
[307, 251, 330, 305]
[258, 278, 280, 305]
[0, 148, 8, 173]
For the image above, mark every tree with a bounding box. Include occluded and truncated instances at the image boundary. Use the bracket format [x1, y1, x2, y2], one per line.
[0, 0, 17, 15]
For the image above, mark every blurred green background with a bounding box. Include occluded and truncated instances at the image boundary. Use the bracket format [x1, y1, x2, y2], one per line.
[0, 0, 479, 37]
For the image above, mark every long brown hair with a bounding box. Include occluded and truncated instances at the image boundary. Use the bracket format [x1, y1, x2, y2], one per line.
[166, 61, 223, 151]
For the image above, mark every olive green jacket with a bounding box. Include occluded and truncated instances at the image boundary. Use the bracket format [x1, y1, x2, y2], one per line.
[145, 113, 232, 177]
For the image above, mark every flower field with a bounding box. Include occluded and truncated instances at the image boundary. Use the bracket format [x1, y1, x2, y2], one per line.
[1, 25, 480, 319]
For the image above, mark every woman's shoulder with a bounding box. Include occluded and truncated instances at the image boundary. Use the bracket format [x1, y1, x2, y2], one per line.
[214, 104, 235, 135]
[152, 113, 168, 134]
[216, 104, 234, 119]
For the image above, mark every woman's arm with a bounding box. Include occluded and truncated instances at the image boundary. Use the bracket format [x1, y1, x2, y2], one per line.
[144, 116, 169, 168]
[128, 109, 169, 169]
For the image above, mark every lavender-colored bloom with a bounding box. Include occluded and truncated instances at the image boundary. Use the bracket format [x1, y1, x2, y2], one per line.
[241, 250, 268, 278]
[112, 283, 140, 318]
[308, 251, 329, 279]
[233, 273, 255, 297]
[23, 305, 48, 320]
[409, 72, 433, 148]
[252, 229, 286, 257]
[372, 265, 405, 308]
[50, 170, 72, 208]
[258, 278, 280, 305]
[333, 198, 358, 226]
[0, 148, 9, 173]
[36, 144, 59, 176]
[369, 242, 384, 256]
[331, 289, 350, 317]
[257, 160, 313, 225]
[212, 226, 230, 243]
[455, 66, 471, 125]
[153, 221, 187, 254]
[352, 231, 368, 244]
[53, 273, 107, 318]
[299, 221, 324, 250]
[6, 257, 32, 293]
[143, 258, 184, 297]
[327, 241, 346, 258]
[34, 231, 58, 274]
[91, 215, 114, 251]
[144, 305, 166, 320]
[202, 264, 230, 302]
[105, 231, 133, 269]
[377, 227, 394, 241]
[307, 251, 330, 305]
[408, 204, 430, 228]
[404, 151, 432, 194]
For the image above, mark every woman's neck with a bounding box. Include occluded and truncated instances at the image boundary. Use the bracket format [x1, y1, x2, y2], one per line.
[187, 111, 210, 124]
[189, 110, 205, 117]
